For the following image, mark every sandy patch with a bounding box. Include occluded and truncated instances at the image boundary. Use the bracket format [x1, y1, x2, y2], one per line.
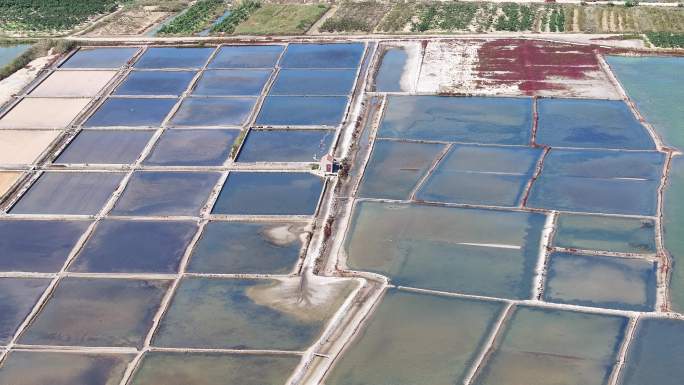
[0, 171, 22, 198]
[0, 54, 57, 105]
[0, 130, 60, 165]
[246, 272, 355, 322]
[417, 40, 482, 94]
[263, 222, 310, 247]
[0, 98, 91, 129]
[29, 70, 117, 97]
[86, 9, 171, 36]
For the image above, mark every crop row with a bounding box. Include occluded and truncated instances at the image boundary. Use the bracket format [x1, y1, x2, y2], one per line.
[0, 0, 120, 32]
[157, 0, 226, 35]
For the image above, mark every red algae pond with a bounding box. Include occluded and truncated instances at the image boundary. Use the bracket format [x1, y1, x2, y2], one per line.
[0, 39, 682, 385]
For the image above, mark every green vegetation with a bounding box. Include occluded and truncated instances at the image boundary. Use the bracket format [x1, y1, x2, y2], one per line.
[320, 1, 391, 33]
[0, 0, 120, 32]
[647, 32, 684, 48]
[211, 0, 261, 34]
[231, 3, 328, 35]
[0, 39, 75, 80]
[157, 0, 226, 35]
[377, 1, 416, 32]
[549, 6, 565, 32]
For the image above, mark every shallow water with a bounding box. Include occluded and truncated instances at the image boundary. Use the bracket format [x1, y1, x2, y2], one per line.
[373, 47, 408, 92]
[0, 44, 31, 67]
[0, 278, 51, 344]
[269, 69, 357, 96]
[10, 172, 124, 215]
[192, 69, 272, 96]
[0, 351, 133, 385]
[187, 221, 304, 274]
[345, 201, 545, 299]
[144, 129, 238, 166]
[0, 220, 90, 272]
[544, 252, 656, 311]
[664, 157, 684, 312]
[208, 45, 284, 68]
[69, 220, 197, 274]
[153, 277, 352, 350]
[618, 318, 684, 385]
[170, 97, 255, 126]
[134, 47, 214, 69]
[606, 56, 684, 150]
[536, 99, 655, 150]
[56, 130, 154, 165]
[358, 140, 445, 200]
[528, 149, 662, 215]
[326, 289, 504, 385]
[60, 47, 139, 69]
[554, 214, 656, 254]
[378, 96, 533, 144]
[256, 96, 348, 127]
[111, 171, 220, 216]
[237, 129, 334, 163]
[212, 172, 323, 216]
[280, 43, 364, 69]
[84, 98, 177, 127]
[474, 306, 628, 385]
[114, 71, 197, 96]
[416, 145, 540, 206]
[130, 352, 300, 385]
[20, 278, 171, 347]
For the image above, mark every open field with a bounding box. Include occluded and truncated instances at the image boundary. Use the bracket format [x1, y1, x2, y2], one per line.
[83, 0, 192, 36]
[319, 1, 392, 33]
[232, 3, 330, 35]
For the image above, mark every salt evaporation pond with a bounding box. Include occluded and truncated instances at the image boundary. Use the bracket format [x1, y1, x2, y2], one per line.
[373, 46, 408, 92]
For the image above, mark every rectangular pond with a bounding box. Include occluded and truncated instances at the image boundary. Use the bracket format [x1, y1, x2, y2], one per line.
[0, 130, 59, 166]
[373, 46, 410, 92]
[192, 69, 272, 96]
[30, 70, 117, 98]
[0, 220, 91, 273]
[134, 47, 214, 69]
[0, 351, 133, 385]
[416, 145, 542, 206]
[473, 306, 628, 385]
[378, 96, 533, 145]
[326, 289, 504, 385]
[358, 140, 445, 200]
[208, 45, 284, 69]
[169, 97, 255, 127]
[0, 98, 91, 129]
[187, 221, 305, 274]
[84, 98, 177, 128]
[60, 47, 139, 69]
[0, 278, 51, 344]
[212, 172, 324, 216]
[280, 43, 364, 69]
[143, 129, 238, 166]
[10, 172, 124, 215]
[152, 277, 355, 350]
[237, 129, 334, 163]
[344, 201, 545, 299]
[269, 69, 357, 96]
[19, 277, 171, 348]
[618, 318, 684, 385]
[56, 130, 154, 165]
[129, 352, 300, 385]
[111, 171, 220, 217]
[69, 220, 197, 274]
[256, 96, 348, 127]
[554, 214, 656, 254]
[544, 252, 657, 311]
[114, 70, 197, 96]
[536, 99, 655, 150]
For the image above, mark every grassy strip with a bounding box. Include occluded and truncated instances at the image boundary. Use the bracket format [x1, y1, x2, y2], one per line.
[0, 0, 120, 32]
[320, 1, 391, 33]
[232, 3, 328, 35]
[0, 39, 75, 81]
[211, 0, 261, 33]
[647, 32, 684, 48]
[158, 0, 226, 35]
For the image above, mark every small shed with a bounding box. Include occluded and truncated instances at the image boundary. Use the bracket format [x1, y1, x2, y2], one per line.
[320, 153, 335, 174]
